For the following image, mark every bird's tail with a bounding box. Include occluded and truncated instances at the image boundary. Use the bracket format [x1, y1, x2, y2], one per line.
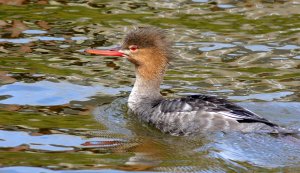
[273, 126, 300, 137]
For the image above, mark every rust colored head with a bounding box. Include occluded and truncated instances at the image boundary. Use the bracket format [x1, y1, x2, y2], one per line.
[85, 27, 173, 81]
[120, 27, 173, 80]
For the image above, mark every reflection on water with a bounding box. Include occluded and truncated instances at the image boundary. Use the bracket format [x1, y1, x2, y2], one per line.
[0, 129, 122, 151]
[0, 36, 88, 44]
[0, 167, 148, 173]
[210, 132, 300, 168]
[229, 91, 293, 101]
[0, 0, 300, 172]
[0, 81, 130, 105]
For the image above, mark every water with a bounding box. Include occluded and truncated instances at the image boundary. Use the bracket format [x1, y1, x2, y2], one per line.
[0, 0, 300, 172]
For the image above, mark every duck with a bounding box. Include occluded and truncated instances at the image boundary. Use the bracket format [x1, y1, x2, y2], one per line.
[85, 27, 290, 136]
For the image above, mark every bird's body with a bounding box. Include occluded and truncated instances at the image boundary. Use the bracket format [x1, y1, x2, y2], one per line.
[128, 84, 278, 135]
[86, 27, 291, 136]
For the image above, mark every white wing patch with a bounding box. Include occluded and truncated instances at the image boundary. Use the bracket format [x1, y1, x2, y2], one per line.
[218, 111, 244, 120]
[182, 103, 193, 111]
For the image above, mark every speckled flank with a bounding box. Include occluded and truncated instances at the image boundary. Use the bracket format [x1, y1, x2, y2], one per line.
[128, 95, 280, 135]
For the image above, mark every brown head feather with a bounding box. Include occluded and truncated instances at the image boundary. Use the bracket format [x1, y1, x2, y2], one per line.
[122, 27, 173, 62]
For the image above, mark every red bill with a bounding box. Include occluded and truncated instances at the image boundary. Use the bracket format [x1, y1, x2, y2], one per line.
[85, 49, 124, 57]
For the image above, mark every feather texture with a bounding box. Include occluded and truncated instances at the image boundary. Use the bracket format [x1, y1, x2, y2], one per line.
[130, 95, 278, 135]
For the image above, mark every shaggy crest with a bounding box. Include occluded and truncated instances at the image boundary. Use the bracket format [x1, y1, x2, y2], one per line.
[122, 27, 173, 61]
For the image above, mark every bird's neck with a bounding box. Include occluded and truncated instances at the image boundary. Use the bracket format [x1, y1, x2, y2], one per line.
[131, 73, 162, 97]
[128, 65, 166, 109]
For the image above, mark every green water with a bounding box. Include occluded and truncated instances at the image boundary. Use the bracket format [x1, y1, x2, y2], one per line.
[0, 0, 300, 172]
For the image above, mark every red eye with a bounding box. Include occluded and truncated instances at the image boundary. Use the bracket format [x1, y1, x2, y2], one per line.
[129, 45, 138, 52]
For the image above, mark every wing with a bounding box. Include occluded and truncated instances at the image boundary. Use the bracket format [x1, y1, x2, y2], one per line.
[154, 95, 277, 127]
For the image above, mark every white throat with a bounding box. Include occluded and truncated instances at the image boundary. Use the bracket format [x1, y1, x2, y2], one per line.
[128, 73, 163, 110]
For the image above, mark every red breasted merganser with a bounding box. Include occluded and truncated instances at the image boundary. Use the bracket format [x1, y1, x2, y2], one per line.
[86, 27, 290, 136]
